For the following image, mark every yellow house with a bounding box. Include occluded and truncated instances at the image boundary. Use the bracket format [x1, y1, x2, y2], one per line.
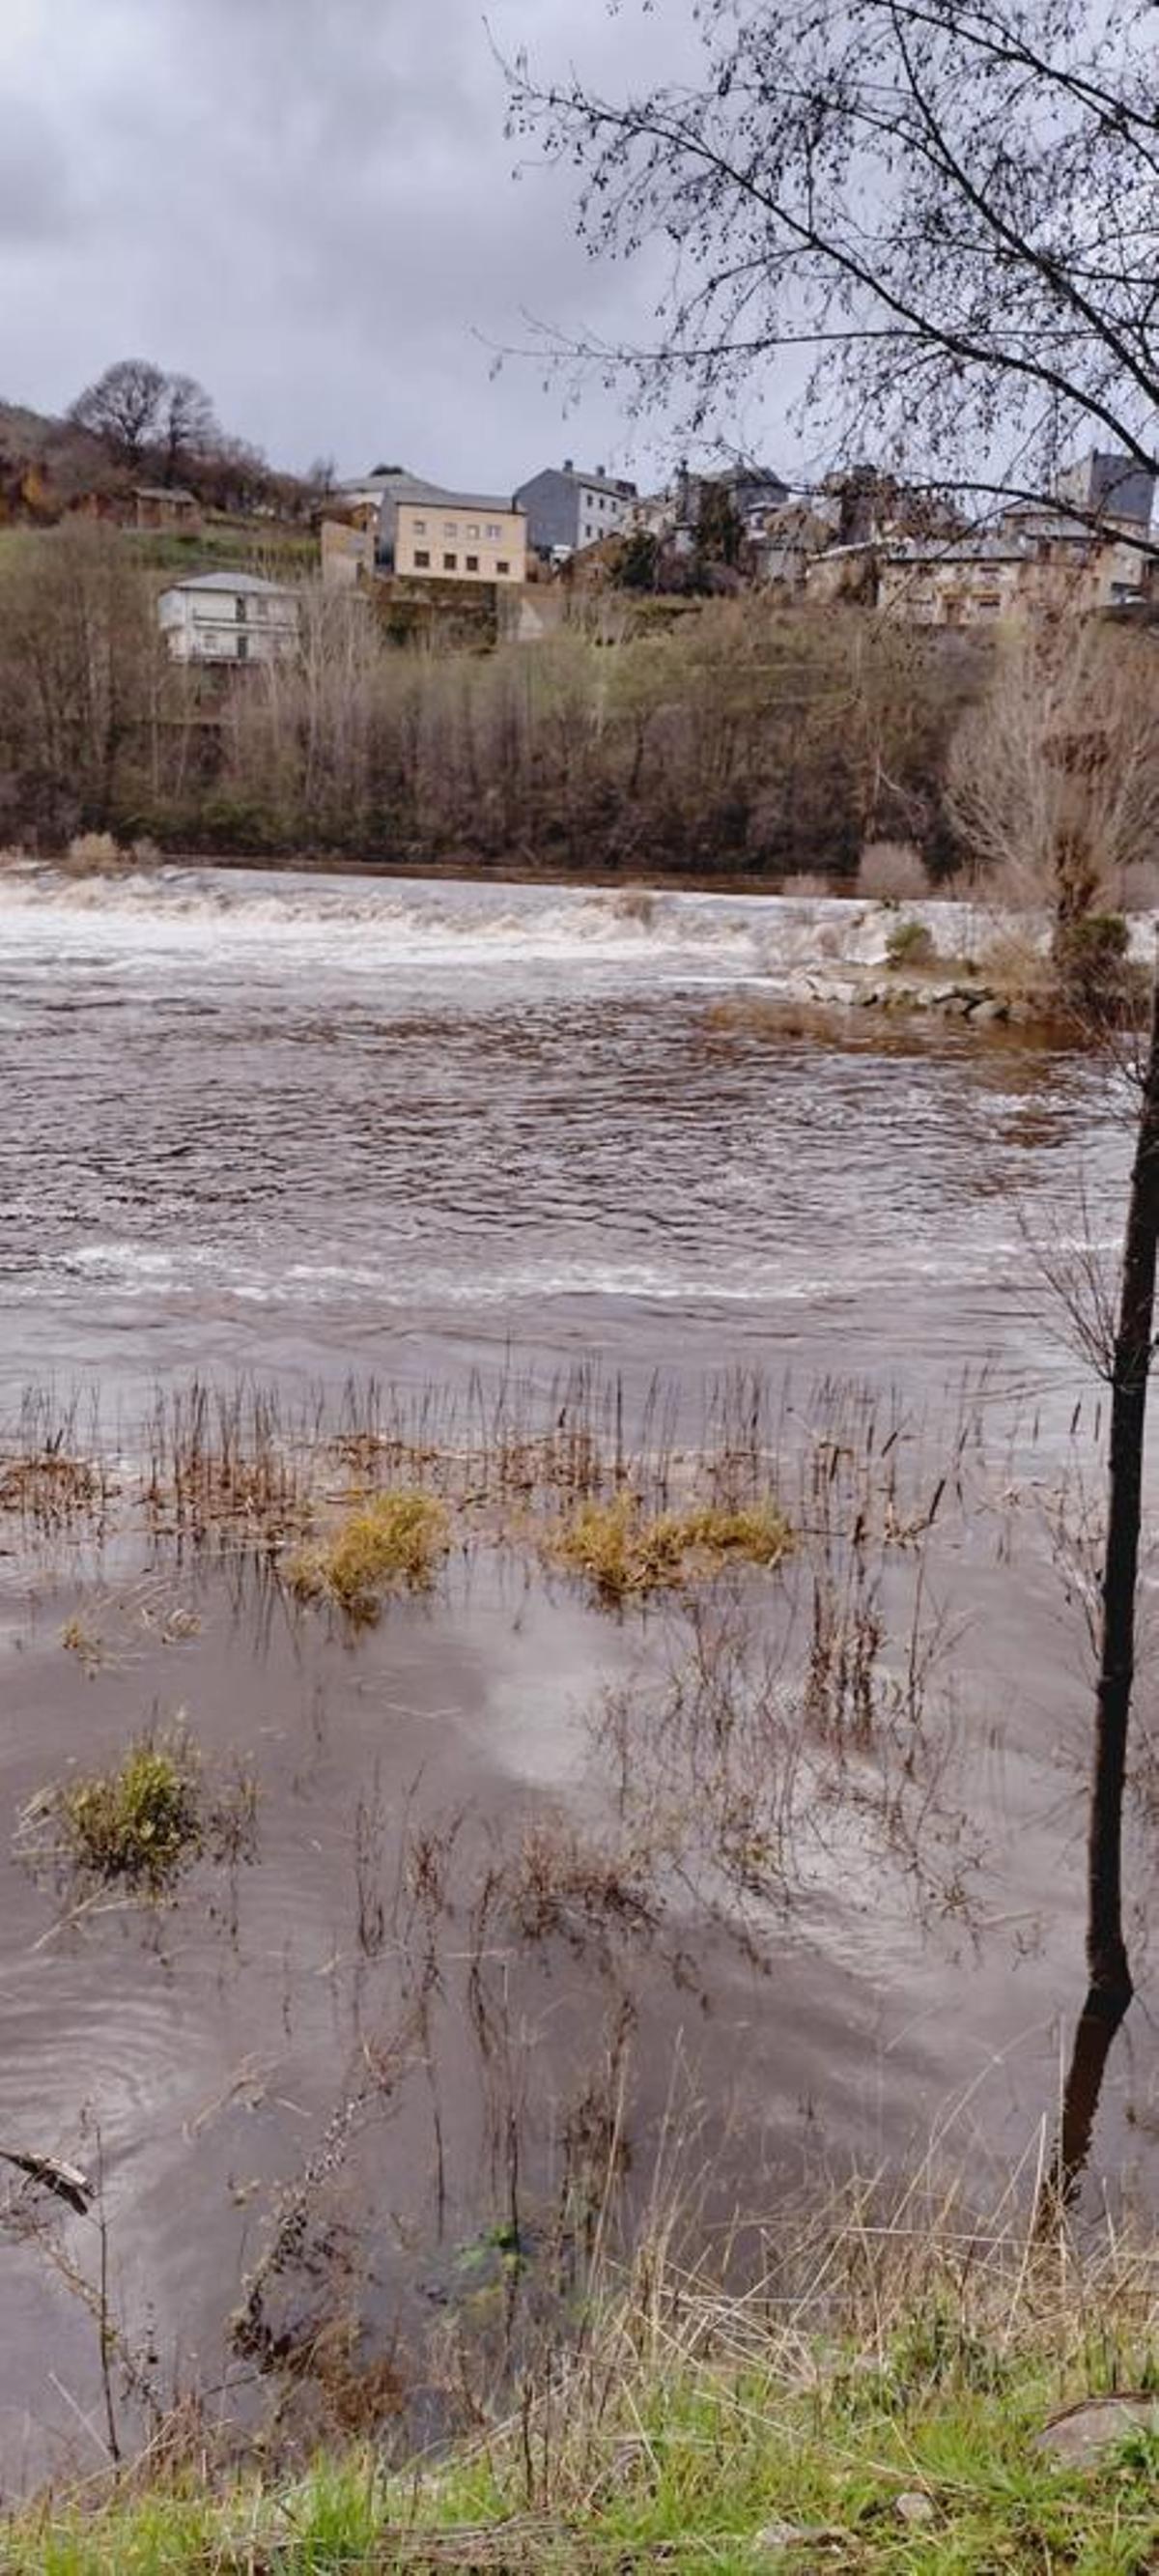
[393, 491, 526, 585]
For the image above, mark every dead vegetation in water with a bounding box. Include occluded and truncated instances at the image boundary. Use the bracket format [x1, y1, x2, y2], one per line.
[706, 991, 862, 1042]
[0, 1393, 112, 1535]
[145, 1381, 313, 1546]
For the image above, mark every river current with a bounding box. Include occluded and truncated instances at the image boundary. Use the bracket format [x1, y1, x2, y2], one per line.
[0, 862, 1125, 1403]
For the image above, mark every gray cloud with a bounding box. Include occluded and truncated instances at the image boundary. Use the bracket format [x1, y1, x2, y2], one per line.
[0, 0, 790, 490]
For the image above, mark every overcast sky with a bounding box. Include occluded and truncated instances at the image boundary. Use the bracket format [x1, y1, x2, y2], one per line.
[0, 0, 794, 494]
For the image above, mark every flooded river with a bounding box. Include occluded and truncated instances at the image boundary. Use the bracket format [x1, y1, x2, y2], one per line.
[0, 863, 1151, 2481]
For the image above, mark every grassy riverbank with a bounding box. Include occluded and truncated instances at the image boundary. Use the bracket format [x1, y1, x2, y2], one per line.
[8, 2194, 1159, 2573]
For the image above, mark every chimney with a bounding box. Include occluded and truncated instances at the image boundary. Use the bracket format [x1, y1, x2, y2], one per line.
[563, 457, 575, 473]
[596, 463, 606, 477]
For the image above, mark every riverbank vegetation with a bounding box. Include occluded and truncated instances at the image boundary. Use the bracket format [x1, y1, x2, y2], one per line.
[0, 521, 979, 872]
[7, 2183, 1159, 2572]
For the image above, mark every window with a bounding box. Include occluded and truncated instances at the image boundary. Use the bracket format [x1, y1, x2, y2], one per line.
[412, 518, 427, 536]
[495, 559, 511, 578]
[413, 549, 431, 568]
[466, 522, 480, 539]
[443, 521, 457, 538]
[235, 596, 247, 621]
[443, 551, 458, 571]
[486, 522, 501, 541]
[237, 633, 249, 663]
[466, 554, 479, 572]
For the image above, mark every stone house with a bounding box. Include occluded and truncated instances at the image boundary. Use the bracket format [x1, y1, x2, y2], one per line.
[874, 515, 1154, 625]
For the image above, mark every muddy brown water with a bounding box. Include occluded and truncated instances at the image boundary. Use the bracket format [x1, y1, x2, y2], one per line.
[0, 863, 1154, 2485]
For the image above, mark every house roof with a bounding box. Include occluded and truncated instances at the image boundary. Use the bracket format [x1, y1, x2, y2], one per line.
[395, 484, 524, 516]
[162, 571, 298, 595]
[337, 472, 523, 515]
[134, 484, 198, 502]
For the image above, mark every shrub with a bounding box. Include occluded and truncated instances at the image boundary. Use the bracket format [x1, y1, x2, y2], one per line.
[556, 1493, 793, 1603]
[858, 841, 928, 901]
[885, 916, 935, 969]
[288, 1491, 449, 1620]
[1053, 909, 1134, 1020]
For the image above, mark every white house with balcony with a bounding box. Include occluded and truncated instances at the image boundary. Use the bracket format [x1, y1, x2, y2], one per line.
[157, 571, 300, 665]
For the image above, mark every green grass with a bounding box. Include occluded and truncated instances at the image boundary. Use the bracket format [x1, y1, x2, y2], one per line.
[122, 519, 319, 580]
[51, 1726, 203, 1891]
[7, 2314, 1159, 2571]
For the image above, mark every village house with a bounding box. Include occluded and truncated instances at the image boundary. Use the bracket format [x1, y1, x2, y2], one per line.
[873, 512, 1155, 625]
[514, 460, 637, 560]
[157, 570, 299, 664]
[751, 500, 835, 589]
[804, 449, 1157, 623]
[331, 469, 527, 587]
[391, 487, 526, 586]
[134, 485, 201, 532]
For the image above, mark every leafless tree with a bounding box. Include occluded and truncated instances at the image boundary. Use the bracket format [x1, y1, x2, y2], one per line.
[947, 624, 1159, 919]
[508, 0, 1159, 532]
[69, 358, 166, 473]
[159, 373, 217, 486]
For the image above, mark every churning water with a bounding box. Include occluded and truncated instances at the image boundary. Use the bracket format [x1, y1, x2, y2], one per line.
[0, 862, 1125, 1404]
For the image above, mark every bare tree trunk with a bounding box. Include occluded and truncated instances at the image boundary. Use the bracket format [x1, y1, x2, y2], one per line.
[1040, 970, 1159, 2222]
[1085, 965, 1159, 2018]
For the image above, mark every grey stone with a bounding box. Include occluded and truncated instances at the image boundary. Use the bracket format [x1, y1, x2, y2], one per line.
[1032, 2394, 1159, 2468]
[895, 2491, 935, 2525]
[752, 2520, 847, 2555]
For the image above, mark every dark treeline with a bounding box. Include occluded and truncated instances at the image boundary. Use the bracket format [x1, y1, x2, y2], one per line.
[0, 524, 987, 874]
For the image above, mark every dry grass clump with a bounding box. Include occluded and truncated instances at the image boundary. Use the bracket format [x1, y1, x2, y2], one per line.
[976, 924, 1055, 1014]
[781, 868, 847, 898]
[858, 839, 928, 901]
[555, 1492, 792, 1603]
[65, 830, 125, 872]
[0, 1449, 102, 1526]
[507, 1814, 661, 1942]
[288, 1491, 449, 1621]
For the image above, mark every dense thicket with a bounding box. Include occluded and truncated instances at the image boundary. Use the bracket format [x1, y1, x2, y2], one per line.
[0, 526, 985, 873]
